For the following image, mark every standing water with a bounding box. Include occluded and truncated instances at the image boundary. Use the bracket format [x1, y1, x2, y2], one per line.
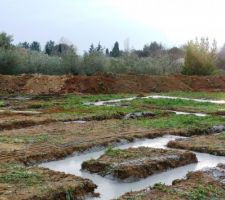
[40, 135, 225, 200]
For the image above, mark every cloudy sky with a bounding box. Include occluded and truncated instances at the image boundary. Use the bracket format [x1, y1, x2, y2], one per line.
[1, 0, 225, 53]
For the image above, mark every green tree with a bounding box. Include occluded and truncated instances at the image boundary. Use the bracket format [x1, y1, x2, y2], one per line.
[143, 41, 164, 57]
[89, 44, 95, 54]
[0, 49, 19, 74]
[30, 41, 41, 51]
[54, 43, 75, 55]
[88, 43, 104, 55]
[0, 32, 13, 49]
[105, 48, 109, 56]
[18, 42, 30, 49]
[182, 38, 217, 75]
[110, 41, 120, 57]
[45, 40, 55, 55]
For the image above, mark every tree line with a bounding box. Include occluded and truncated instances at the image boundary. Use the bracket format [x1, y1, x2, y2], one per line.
[0, 32, 224, 76]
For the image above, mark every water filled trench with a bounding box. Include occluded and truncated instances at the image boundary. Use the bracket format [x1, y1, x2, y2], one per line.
[40, 135, 225, 200]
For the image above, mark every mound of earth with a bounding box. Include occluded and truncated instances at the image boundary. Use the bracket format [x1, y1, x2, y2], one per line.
[1, 74, 225, 95]
[82, 147, 197, 181]
[117, 164, 225, 200]
[167, 132, 225, 156]
[0, 163, 97, 200]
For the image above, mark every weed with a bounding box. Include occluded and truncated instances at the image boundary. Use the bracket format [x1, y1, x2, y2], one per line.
[0, 101, 4, 107]
[183, 184, 225, 200]
[129, 114, 225, 129]
[104, 146, 123, 157]
[218, 132, 225, 140]
[65, 189, 75, 200]
[0, 164, 43, 186]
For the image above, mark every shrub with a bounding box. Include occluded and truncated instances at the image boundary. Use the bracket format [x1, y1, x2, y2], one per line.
[0, 48, 19, 74]
[182, 38, 217, 75]
[81, 52, 109, 75]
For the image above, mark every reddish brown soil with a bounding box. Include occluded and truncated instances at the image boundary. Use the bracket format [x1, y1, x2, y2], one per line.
[82, 147, 197, 181]
[1, 74, 225, 94]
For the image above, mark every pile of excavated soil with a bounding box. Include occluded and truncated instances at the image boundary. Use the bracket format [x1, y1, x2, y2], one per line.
[1, 74, 225, 95]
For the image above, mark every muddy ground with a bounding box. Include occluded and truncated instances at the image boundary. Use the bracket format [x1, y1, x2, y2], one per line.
[0, 163, 97, 200]
[0, 92, 225, 199]
[117, 164, 225, 200]
[168, 132, 225, 156]
[0, 119, 201, 165]
[1, 74, 225, 95]
[82, 147, 197, 181]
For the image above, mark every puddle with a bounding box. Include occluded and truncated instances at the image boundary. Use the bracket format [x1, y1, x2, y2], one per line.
[84, 97, 137, 106]
[40, 135, 225, 200]
[168, 110, 208, 117]
[7, 96, 31, 101]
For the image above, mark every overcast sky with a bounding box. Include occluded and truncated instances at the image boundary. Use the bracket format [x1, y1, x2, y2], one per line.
[1, 0, 225, 53]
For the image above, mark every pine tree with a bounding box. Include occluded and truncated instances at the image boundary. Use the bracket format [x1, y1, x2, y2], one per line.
[110, 41, 120, 57]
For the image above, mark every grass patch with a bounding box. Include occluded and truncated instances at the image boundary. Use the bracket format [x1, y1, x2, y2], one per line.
[217, 132, 225, 140]
[0, 164, 43, 186]
[105, 146, 124, 157]
[129, 97, 225, 113]
[104, 146, 136, 158]
[162, 91, 225, 100]
[127, 114, 225, 129]
[0, 101, 4, 107]
[182, 184, 225, 200]
[0, 134, 56, 144]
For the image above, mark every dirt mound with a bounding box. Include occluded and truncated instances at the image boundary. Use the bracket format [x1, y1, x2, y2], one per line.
[1, 74, 225, 94]
[0, 74, 32, 94]
[82, 147, 197, 181]
[22, 74, 67, 94]
[61, 75, 115, 93]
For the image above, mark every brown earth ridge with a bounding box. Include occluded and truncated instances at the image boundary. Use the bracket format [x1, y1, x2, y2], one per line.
[1, 74, 225, 94]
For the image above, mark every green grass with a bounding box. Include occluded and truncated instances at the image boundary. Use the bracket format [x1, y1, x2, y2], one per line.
[104, 146, 127, 157]
[0, 164, 43, 186]
[0, 134, 60, 144]
[217, 132, 225, 140]
[36, 94, 142, 120]
[162, 91, 225, 100]
[128, 97, 225, 113]
[38, 94, 133, 109]
[127, 114, 225, 129]
[0, 100, 4, 107]
[183, 184, 225, 200]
